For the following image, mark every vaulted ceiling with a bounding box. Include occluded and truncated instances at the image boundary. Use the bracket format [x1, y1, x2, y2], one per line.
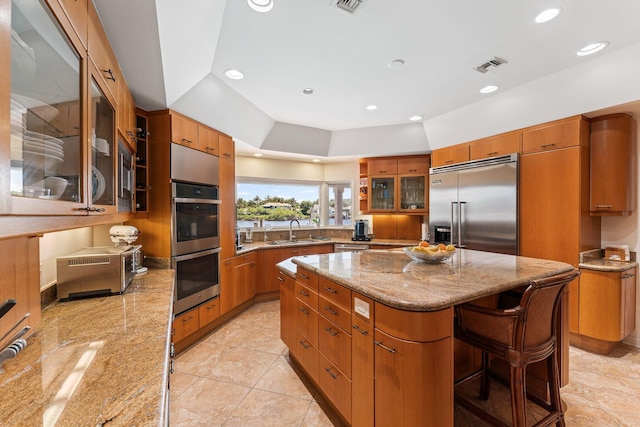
[93, 0, 640, 161]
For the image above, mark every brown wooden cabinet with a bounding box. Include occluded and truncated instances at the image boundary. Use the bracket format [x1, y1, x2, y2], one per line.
[469, 130, 521, 160]
[198, 298, 221, 327]
[522, 115, 583, 154]
[88, 3, 119, 103]
[374, 304, 454, 426]
[234, 252, 257, 305]
[219, 257, 236, 315]
[259, 244, 332, 293]
[431, 143, 469, 167]
[576, 267, 637, 354]
[351, 293, 374, 427]
[293, 267, 319, 382]
[198, 125, 219, 156]
[172, 308, 199, 342]
[590, 113, 637, 216]
[219, 134, 235, 161]
[278, 271, 296, 349]
[368, 158, 398, 175]
[57, 0, 88, 49]
[169, 112, 198, 149]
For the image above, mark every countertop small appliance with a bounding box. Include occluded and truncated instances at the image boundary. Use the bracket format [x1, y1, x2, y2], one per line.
[352, 219, 371, 241]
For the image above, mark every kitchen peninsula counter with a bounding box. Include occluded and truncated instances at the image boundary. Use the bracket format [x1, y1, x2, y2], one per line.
[278, 248, 575, 311]
[0, 268, 174, 426]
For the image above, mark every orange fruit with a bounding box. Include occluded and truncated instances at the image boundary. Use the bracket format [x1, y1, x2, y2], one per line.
[437, 243, 446, 251]
[419, 240, 430, 248]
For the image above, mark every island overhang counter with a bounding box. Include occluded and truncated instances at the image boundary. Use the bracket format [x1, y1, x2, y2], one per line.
[277, 248, 576, 426]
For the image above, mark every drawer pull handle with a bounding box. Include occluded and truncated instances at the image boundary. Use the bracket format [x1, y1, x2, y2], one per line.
[207, 304, 216, 310]
[324, 327, 338, 336]
[622, 273, 635, 279]
[299, 340, 311, 349]
[299, 290, 309, 297]
[299, 307, 309, 315]
[324, 306, 337, 316]
[486, 151, 498, 156]
[277, 276, 285, 282]
[375, 341, 396, 354]
[352, 325, 369, 335]
[181, 138, 193, 144]
[182, 316, 193, 322]
[324, 367, 338, 380]
[323, 287, 337, 294]
[594, 204, 612, 209]
[540, 143, 556, 149]
[408, 169, 417, 172]
[299, 273, 310, 280]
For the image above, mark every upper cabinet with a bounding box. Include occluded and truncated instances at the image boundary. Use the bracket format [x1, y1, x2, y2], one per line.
[590, 113, 637, 216]
[56, 0, 87, 49]
[360, 155, 430, 214]
[522, 116, 582, 154]
[170, 112, 198, 148]
[469, 131, 521, 160]
[87, 2, 118, 104]
[431, 144, 470, 167]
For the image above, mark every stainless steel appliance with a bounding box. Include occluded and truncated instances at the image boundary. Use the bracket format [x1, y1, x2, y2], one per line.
[429, 154, 518, 255]
[335, 243, 369, 252]
[170, 143, 222, 315]
[117, 137, 134, 212]
[56, 245, 142, 300]
[172, 248, 221, 315]
[352, 219, 371, 241]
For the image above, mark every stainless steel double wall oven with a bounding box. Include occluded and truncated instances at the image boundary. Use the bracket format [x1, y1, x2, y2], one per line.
[171, 143, 221, 315]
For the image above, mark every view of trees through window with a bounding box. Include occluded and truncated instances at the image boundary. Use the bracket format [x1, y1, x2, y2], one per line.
[236, 181, 352, 228]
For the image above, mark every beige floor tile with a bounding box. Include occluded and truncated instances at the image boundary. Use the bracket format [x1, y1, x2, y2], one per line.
[606, 409, 640, 426]
[224, 388, 311, 426]
[208, 347, 279, 387]
[174, 340, 233, 377]
[564, 404, 620, 426]
[235, 329, 286, 354]
[254, 355, 314, 400]
[170, 371, 200, 402]
[302, 401, 344, 427]
[170, 377, 250, 426]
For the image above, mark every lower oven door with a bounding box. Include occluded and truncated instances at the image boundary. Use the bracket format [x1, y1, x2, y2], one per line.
[172, 248, 221, 315]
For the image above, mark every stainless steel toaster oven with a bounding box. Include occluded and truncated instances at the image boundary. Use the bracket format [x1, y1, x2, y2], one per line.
[56, 245, 141, 301]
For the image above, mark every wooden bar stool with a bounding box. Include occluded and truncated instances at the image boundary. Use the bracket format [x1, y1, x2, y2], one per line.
[454, 269, 579, 427]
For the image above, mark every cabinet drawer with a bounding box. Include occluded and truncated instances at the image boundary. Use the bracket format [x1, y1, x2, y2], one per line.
[397, 157, 429, 174]
[319, 277, 352, 309]
[319, 315, 352, 377]
[470, 132, 521, 160]
[375, 302, 452, 342]
[318, 352, 352, 423]
[173, 308, 199, 342]
[235, 251, 257, 266]
[369, 158, 397, 175]
[198, 298, 221, 326]
[296, 267, 318, 291]
[319, 295, 352, 332]
[296, 300, 318, 347]
[293, 331, 318, 382]
[295, 281, 318, 310]
[522, 117, 583, 154]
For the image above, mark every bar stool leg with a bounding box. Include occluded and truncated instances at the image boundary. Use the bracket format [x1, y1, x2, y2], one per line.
[510, 365, 527, 427]
[480, 351, 490, 400]
[547, 353, 565, 427]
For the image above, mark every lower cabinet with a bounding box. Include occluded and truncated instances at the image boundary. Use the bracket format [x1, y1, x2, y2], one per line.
[220, 252, 257, 315]
[173, 308, 200, 342]
[575, 267, 637, 354]
[280, 269, 454, 425]
[261, 244, 333, 293]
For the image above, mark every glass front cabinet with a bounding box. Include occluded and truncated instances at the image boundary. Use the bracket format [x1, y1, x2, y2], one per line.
[366, 156, 430, 214]
[4, 0, 120, 215]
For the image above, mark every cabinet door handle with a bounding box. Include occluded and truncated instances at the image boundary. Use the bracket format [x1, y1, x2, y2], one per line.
[324, 306, 337, 316]
[594, 204, 612, 209]
[299, 307, 309, 315]
[622, 273, 635, 279]
[375, 341, 396, 354]
[76, 206, 105, 212]
[207, 303, 216, 310]
[324, 367, 338, 380]
[299, 273, 309, 280]
[540, 143, 556, 149]
[324, 327, 338, 336]
[299, 340, 311, 349]
[323, 286, 337, 294]
[299, 290, 309, 297]
[182, 316, 193, 322]
[277, 276, 285, 282]
[408, 169, 417, 172]
[102, 68, 116, 81]
[486, 151, 498, 156]
[352, 325, 369, 335]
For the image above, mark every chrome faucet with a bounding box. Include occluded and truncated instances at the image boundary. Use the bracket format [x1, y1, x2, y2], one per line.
[289, 219, 300, 241]
[264, 224, 272, 242]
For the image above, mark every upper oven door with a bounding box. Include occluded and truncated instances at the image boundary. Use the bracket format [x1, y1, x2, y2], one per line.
[171, 143, 219, 185]
[172, 182, 220, 255]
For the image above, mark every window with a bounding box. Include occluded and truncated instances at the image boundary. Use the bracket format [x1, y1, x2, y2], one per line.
[236, 180, 352, 228]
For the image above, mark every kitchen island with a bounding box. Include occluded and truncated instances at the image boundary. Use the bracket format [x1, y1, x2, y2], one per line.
[277, 249, 575, 426]
[0, 268, 174, 426]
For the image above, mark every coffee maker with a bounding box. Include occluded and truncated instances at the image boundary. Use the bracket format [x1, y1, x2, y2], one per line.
[352, 220, 371, 241]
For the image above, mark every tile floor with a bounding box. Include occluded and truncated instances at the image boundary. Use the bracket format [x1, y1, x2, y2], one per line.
[170, 300, 640, 426]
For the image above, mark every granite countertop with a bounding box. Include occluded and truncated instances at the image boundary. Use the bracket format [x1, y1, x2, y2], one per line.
[0, 268, 174, 426]
[578, 248, 638, 272]
[278, 249, 574, 312]
[237, 238, 415, 254]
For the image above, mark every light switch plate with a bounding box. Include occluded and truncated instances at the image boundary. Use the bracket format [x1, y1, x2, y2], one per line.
[354, 297, 370, 319]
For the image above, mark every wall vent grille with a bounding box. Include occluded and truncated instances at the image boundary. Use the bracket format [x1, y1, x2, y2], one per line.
[474, 57, 508, 74]
[332, 0, 365, 15]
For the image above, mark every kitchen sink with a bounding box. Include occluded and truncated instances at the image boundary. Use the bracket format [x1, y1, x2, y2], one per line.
[266, 239, 316, 245]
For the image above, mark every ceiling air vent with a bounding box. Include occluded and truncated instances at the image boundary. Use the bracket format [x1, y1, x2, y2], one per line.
[474, 57, 508, 74]
[331, 0, 365, 15]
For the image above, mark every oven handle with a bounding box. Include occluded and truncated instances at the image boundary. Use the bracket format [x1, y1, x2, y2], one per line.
[173, 198, 221, 204]
[173, 247, 221, 262]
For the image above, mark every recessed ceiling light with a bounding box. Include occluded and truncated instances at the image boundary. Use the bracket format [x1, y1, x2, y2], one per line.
[534, 8, 561, 23]
[247, 0, 273, 13]
[312, 159, 320, 163]
[225, 69, 244, 80]
[302, 88, 314, 95]
[480, 85, 499, 94]
[366, 105, 378, 111]
[253, 153, 263, 157]
[576, 42, 608, 57]
[388, 59, 405, 69]
[409, 115, 423, 122]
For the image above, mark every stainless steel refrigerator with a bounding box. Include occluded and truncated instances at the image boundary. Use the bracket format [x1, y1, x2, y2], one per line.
[429, 154, 518, 255]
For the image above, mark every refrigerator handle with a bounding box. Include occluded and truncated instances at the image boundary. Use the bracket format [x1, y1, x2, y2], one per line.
[451, 202, 458, 246]
[459, 201, 467, 248]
